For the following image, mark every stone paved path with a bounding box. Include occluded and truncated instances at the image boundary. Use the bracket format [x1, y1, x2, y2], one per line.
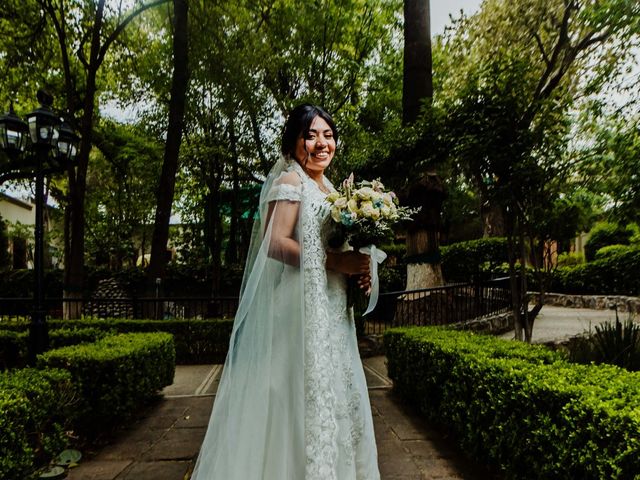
[65, 356, 500, 480]
[500, 305, 619, 343]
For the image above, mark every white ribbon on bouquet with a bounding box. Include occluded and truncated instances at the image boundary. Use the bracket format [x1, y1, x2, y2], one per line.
[359, 245, 387, 315]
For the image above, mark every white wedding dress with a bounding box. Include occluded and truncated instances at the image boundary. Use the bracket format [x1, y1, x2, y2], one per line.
[191, 158, 380, 480]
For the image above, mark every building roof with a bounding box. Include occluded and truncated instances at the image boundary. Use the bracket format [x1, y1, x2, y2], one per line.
[0, 192, 33, 210]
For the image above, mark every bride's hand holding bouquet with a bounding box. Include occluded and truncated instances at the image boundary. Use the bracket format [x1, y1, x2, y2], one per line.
[324, 173, 417, 314]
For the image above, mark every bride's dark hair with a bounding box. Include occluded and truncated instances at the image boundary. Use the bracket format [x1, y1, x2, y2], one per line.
[281, 104, 338, 158]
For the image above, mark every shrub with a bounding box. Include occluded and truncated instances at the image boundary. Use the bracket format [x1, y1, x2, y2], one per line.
[0, 269, 64, 298]
[556, 251, 585, 267]
[584, 222, 633, 261]
[378, 265, 406, 293]
[594, 244, 633, 261]
[590, 315, 640, 371]
[440, 237, 508, 282]
[551, 246, 640, 296]
[0, 329, 28, 369]
[385, 327, 640, 479]
[37, 332, 175, 432]
[0, 327, 109, 370]
[0, 318, 233, 364]
[0, 368, 77, 480]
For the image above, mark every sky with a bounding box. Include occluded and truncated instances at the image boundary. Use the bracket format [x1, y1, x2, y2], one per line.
[430, 0, 482, 35]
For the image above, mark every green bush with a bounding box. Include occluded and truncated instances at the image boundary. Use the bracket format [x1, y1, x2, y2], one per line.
[385, 327, 640, 479]
[37, 332, 175, 432]
[440, 237, 508, 281]
[551, 246, 640, 296]
[0, 329, 28, 368]
[556, 251, 585, 267]
[0, 327, 109, 369]
[0, 269, 64, 298]
[584, 222, 633, 261]
[594, 244, 633, 261]
[566, 315, 640, 371]
[0, 368, 77, 480]
[0, 318, 233, 364]
[378, 265, 406, 293]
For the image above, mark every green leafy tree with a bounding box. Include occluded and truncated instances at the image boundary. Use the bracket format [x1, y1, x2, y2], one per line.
[84, 120, 162, 268]
[440, 0, 640, 341]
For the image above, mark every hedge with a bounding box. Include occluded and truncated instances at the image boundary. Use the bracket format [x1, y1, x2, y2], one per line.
[0, 368, 77, 480]
[551, 246, 640, 296]
[385, 327, 640, 479]
[37, 332, 175, 432]
[1, 327, 109, 369]
[584, 222, 634, 262]
[440, 237, 508, 282]
[0, 318, 233, 365]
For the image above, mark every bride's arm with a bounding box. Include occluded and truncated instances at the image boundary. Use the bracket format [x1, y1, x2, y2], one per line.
[326, 251, 370, 276]
[265, 199, 301, 267]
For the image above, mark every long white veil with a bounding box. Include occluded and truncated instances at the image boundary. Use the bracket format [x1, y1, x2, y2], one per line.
[191, 156, 307, 479]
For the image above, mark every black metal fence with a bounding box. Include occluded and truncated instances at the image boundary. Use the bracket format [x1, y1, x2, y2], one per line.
[0, 296, 239, 321]
[359, 276, 512, 335]
[0, 277, 511, 335]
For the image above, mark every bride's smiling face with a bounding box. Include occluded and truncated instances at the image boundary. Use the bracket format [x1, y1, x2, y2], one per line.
[295, 116, 336, 176]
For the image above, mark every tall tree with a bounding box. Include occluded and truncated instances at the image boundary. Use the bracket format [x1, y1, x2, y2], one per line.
[401, 0, 447, 291]
[442, 0, 640, 341]
[402, 0, 432, 124]
[147, 0, 190, 291]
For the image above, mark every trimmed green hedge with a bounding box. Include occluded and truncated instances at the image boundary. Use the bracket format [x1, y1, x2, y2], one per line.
[0, 368, 77, 480]
[37, 332, 175, 432]
[0, 318, 233, 365]
[594, 244, 634, 261]
[0, 329, 27, 369]
[551, 246, 640, 296]
[440, 238, 508, 281]
[584, 222, 634, 262]
[385, 327, 640, 479]
[1, 327, 109, 369]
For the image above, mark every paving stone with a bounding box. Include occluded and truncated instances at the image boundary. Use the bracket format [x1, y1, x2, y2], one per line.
[128, 414, 177, 430]
[66, 460, 132, 480]
[67, 361, 504, 480]
[143, 426, 206, 461]
[379, 453, 422, 476]
[116, 460, 192, 480]
[93, 432, 158, 461]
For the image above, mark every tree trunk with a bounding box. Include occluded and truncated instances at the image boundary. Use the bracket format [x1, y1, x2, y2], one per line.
[63, 0, 105, 317]
[401, 1, 444, 291]
[147, 0, 189, 295]
[481, 201, 506, 237]
[402, 0, 432, 124]
[225, 118, 240, 265]
[205, 153, 223, 295]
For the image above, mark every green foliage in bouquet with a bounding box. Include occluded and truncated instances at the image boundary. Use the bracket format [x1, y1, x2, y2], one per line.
[324, 174, 417, 249]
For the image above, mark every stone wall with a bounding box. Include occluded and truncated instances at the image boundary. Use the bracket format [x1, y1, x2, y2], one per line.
[542, 292, 640, 314]
[84, 278, 134, 319]
[450, 311, 514, 335]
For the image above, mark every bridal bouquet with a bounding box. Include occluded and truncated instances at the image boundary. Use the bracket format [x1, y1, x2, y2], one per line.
[324, 174, 417, 314]
[325, 173, 415, 250]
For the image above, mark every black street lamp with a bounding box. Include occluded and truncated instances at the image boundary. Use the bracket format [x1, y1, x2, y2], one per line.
[0, 90, 80, 362]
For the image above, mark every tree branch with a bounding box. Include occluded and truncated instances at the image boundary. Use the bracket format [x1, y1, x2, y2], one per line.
[98, 0, 172, 66]
[531, 30, 551, 68]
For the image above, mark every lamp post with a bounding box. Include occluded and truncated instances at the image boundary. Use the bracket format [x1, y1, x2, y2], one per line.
[0, 90, 80, 362]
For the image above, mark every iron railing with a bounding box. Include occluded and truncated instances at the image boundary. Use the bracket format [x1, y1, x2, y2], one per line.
[0, 277, 511, 335]
[359, 276, 512, 335]
[0, 296, 239, 321]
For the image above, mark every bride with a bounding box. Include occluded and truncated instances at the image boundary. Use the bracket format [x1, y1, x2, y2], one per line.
[191, 104, 381, 480]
